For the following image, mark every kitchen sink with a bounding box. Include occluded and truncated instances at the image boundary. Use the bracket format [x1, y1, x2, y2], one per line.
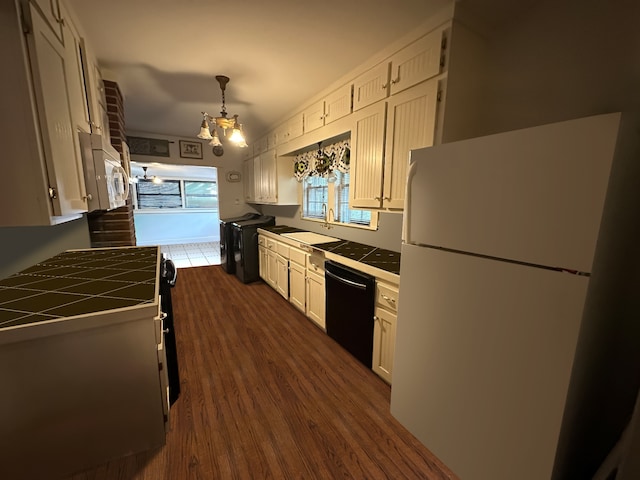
[280, 231, 341, 245]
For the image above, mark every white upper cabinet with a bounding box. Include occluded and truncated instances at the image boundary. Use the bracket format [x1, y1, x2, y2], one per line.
[349, 101, 387, 209]
[275, 113, 304, 145]
[80, 40, 108, 137]
[243, 157, 255, 203]
[303, 100, 325, 133]
[59, 1, 91, 134]
[350, 78, 438, 210]
[388, 26, 445, 95]
[250, 150, 298, 205]
[352, 26, 445, 112]
[353, 62, 391, 112]
[382, 78, 438, 209]
[32, 0, 63, 41]
[0, 0, 88, 226]
[303, 84, 353, 133]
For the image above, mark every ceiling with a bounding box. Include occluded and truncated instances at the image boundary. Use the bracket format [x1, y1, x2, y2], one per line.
[67, 0, 522, 144]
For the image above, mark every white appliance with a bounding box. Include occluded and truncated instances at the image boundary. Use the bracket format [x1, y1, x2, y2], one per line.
[391, 112, 640, 480]
[78, 132, 129, 211]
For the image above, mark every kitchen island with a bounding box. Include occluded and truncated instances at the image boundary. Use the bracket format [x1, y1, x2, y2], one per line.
[0, 247, 169, 480]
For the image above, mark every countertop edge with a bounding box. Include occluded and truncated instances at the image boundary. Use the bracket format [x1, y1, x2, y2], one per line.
[258, 228, 400, 285]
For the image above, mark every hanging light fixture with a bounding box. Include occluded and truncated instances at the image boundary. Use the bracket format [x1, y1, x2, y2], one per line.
[197, 75, 248, 148]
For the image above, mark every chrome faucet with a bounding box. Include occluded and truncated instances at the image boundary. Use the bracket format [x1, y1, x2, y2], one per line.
[321, 203, 328, 229]
[321, 203, 333, 229]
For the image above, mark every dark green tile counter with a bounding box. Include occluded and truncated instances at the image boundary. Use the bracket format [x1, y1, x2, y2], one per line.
[0, 247, 159, 330]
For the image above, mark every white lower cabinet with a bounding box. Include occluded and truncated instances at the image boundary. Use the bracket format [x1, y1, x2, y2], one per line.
[288, 247, 308, 313]
[264, 236, 289, 298]
[258, 236, 268, 281]
[372, 281, 399, 384]
[275, 254, 289, 299]
[306, 259, 326, 329]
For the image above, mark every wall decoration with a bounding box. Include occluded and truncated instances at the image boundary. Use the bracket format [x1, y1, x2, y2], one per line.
[126, 136, 171, 157]
[226, 171, 241, 183]
[293, 139, 350, 182]
[179, 140, 203, 159]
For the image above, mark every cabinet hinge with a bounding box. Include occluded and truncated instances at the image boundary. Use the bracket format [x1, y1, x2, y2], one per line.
[441, 35, 447, 50]
[437, 90, 443, 102]
[440, 54, 446, 68]
[48, 187, 57, 200]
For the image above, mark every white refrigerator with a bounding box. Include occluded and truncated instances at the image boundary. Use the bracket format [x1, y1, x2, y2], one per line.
[390, 112, 640, 480]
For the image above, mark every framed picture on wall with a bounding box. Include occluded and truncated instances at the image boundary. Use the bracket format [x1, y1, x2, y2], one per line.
[179, 140, 203, 159]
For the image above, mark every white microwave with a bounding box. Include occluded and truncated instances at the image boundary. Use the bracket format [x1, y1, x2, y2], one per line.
[78, 132, 129, 212]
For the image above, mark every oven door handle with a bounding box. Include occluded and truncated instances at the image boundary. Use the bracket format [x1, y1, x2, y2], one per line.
[325, 269, 368, 290]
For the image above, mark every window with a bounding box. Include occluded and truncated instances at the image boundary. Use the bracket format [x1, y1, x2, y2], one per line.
[134, 180, 218, 210]
[136, 180, 182, 209]
[302, 176, 328, 219]
[302, 172, 376, 229]
[184, 181, 217, 208]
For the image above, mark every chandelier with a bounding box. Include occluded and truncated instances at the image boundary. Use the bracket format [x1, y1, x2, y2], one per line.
[197, 75, 248, 153]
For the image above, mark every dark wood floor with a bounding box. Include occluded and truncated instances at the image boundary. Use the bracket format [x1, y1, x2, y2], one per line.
[66, 265, 455, 479]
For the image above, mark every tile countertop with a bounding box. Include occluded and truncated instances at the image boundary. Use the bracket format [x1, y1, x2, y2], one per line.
[0, 246, 159, 331]
[259, 226, 400, 284]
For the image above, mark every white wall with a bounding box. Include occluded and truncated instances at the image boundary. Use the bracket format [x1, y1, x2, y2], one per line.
[127, 130, 258, 220]
[476, 0, 640, 136]
[134, 211, 219, 245]
[260, 204, 404, 252]
[0, 217, 91, 279]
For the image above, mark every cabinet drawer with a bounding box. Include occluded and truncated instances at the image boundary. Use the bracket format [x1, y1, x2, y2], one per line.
[266, 238, 277, 251]
[376, 282, 399, 312]
[289, 247, 307, 267]
[276, 242, 290, 258]
[258, 235, 266, 247]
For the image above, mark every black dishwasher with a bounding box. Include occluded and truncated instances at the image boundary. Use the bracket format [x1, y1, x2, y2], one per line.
[325, 261, 376, 368]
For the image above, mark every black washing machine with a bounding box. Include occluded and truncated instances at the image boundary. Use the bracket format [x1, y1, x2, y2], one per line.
[220, 213, 260, 273]
[232, 216, 275, 283]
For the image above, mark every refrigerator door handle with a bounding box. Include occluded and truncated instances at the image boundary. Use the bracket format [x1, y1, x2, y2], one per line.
[402, 159, 419, 243]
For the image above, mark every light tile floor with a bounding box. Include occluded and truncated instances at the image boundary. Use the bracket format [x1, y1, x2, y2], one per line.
[160, 242, 221, 269]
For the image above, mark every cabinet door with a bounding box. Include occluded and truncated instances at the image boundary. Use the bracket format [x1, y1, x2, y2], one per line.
[80, 40, 107, 135]
[306, 270, 325, 329]
[266, 249, 278, 289]
[353, 62, 390, 111]
[389, 27, 444, 95]
[287, 113, 304, 141]
[324, 84, 352, 124]
[27, 3, 87, 216]
[32, 0, 63, 41]
[59, 2, 91, 134]
[372, 307, 396, 384]
[258, 245, 268, 281]
[303, 99, 325, 133]
[276, 255, 289, 299]
[349, 101, 387, 209]
[262, 149, 278, 203]
[243, 158, 255, 202]
[383, 78, 438, 209]
[253, 155, 263, 202]
[289, 261, 306, 313]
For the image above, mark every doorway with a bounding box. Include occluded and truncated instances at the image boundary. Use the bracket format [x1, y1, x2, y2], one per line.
[130, 161, 221, 268]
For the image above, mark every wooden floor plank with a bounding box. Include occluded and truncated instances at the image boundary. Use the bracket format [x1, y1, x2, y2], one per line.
[65, 265, 455, 480]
